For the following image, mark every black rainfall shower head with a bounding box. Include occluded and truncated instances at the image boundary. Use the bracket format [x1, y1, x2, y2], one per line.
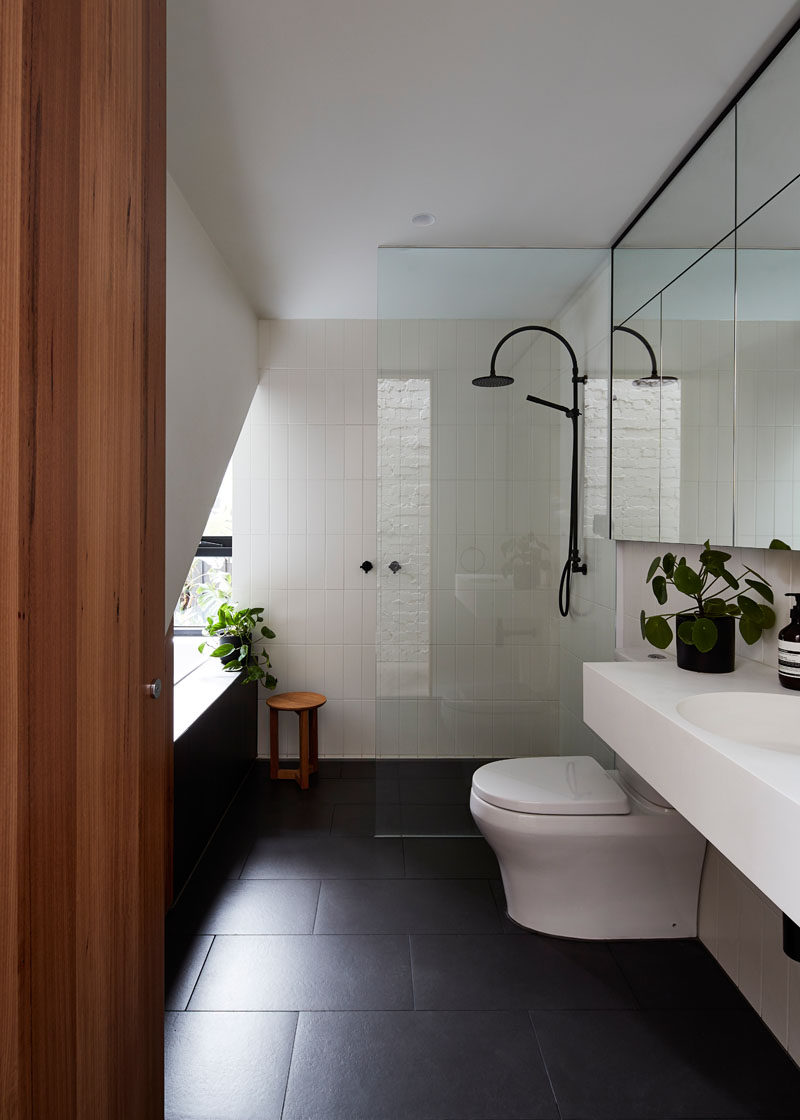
[472, 373, 514, 388]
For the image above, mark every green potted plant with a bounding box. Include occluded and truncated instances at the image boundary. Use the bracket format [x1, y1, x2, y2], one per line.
[199, 599, 278, 689]
[641, 541, 779, 673]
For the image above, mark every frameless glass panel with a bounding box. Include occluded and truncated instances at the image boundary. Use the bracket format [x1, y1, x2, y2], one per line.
[661, 238, 735, 547]
[614, 113, 736, 322]
[735, 177, 800, 549]
[376, 248, 608, 836]
[737, 31, 800, 225]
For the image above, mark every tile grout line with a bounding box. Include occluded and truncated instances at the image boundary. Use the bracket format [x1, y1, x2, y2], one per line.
[527, 1010, 563, 1120]
[310, 879, 323, 934]
[182, 934, 216, 1012]
[278, 1011, 302, 1120]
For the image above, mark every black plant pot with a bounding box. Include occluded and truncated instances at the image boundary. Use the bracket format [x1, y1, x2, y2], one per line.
[676, 613, 735, 674]
[219, 634, 244, 666]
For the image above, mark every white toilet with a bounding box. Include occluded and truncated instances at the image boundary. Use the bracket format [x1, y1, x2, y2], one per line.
[470, 754, 706, 940]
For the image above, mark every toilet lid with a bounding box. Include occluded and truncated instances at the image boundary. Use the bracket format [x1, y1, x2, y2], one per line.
[472, 756, 630, 815]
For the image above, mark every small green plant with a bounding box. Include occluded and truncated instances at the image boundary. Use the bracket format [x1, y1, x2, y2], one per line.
[641, 540, 779, 653]
[199, 600, 277, 688]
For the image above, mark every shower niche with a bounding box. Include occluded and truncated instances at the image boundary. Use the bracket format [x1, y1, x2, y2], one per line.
[375, 247, 608, 833]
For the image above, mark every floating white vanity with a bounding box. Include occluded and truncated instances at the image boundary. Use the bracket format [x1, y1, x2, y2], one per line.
[584, 657, 800, 927]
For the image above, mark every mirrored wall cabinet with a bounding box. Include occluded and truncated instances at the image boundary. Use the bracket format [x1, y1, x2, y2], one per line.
[611, 26, 800, 548]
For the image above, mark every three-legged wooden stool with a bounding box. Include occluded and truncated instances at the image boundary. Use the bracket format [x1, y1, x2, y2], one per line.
[267, 691, 327, 790]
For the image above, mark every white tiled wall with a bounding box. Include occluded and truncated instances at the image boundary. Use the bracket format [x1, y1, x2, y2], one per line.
[619, 537, 800, 1064]
[736, 320, 800, 548]
[232, 319, 378, 758]
[553, 262, 617, 766]
[376, 318, 563, 758]
[700, 846, 800, 1066]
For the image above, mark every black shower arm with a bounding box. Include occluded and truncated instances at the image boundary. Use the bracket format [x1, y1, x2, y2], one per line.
[612, 325, 658, 378]
[526, 394, 576, 418]
[489, 324, 580, 380]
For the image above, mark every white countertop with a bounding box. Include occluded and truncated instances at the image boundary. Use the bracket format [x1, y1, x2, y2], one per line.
[173, 659, 240, 740]
[583, 657, 800, 924]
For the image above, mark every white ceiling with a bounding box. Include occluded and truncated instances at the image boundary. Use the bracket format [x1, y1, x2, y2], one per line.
[167, 0, 800, 319]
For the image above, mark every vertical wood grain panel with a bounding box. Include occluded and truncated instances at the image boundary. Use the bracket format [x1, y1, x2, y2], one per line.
[75, 0, 166, 1114]
[0, 3, 31, 1116]
[0, 0, 166, 1114]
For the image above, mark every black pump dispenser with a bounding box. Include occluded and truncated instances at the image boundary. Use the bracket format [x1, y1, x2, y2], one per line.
[778, 593, 800, 691]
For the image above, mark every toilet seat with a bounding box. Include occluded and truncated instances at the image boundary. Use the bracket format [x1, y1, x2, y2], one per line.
[472, 755, 630, 815]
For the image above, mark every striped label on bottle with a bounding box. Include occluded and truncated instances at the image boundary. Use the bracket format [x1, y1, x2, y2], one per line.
[778, 641, 800, 678]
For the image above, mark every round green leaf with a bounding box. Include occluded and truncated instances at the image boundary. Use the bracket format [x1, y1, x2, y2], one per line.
[745, 578, 773, 604]
[739, 616, 761, 645]
[644, 616, 673, 649]
[758, 604, 776, 630]
[672, 564, 702, 596]
[651, 575, 668, 605]
[639, 609, 646, 640]
[737, 594, 762, 622]
[662, 553, 676, 577]
[646, 557, 661, 582]
[677, 620, 696, 645]
[703, 598, 727, 616]
[692, 617, 718, 653]
[769, 538, 790, 550]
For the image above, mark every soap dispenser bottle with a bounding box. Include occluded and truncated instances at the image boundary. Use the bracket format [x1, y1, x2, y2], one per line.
[778, 593, 800, 691]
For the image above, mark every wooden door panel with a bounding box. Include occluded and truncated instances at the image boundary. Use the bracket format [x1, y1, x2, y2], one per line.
[1, 1, 166, 1115]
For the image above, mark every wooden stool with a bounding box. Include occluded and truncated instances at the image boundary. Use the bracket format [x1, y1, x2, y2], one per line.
[267, 691, 327, 790]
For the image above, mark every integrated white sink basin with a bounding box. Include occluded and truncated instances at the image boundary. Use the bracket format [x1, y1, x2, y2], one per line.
[583, 657, 800, 926]
[677, 692, 800, 753]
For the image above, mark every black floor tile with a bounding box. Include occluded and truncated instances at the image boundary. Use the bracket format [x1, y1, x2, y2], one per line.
[190, 880, 321, 934]
[282, 1010, 558, 1120]
[241, 835, 404, 879]
[412, 934, 636, 1011]
[608, 938, 748, 1008]
[165, 935, 214, 1011]
[165, 1010, 296, 1120]
[340, 759, 378, 778]
[490, 877, 529, 933]
[399, 777, 472, 804]
[257, 802, 334, 832]
[314, 879, 502, 934]
[267, 777, 394, 804]
[460, 757, 496, 777]
[188, 934, 413, 1011]
[331, 802, 379, 835]
[400, 803, 480, 836]
[394, 759, 470, 779]
[533, 1007, 800, 1119]
[403, 837, 499, 878]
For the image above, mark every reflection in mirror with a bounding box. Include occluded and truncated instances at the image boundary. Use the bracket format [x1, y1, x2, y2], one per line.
[660, 239, 735, 546]
[735, 176, 800, 548]
[736, 31, 800, 224]
[611, 297, 662, 541]
[612, 239, 736, 545]
[614, 113, 736, 321]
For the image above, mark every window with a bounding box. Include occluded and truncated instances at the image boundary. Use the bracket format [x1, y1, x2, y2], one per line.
[174, 463, 233, 635]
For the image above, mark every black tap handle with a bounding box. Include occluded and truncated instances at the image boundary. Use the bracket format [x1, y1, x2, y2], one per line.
[360, 560, 373, 573]
[388, 561, 402, 574]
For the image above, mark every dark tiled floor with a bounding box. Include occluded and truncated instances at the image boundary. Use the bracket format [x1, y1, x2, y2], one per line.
[166, 759, 800, 1120]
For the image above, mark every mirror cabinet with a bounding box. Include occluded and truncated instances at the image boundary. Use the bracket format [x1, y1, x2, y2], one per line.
[611, 28, 800, 548]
